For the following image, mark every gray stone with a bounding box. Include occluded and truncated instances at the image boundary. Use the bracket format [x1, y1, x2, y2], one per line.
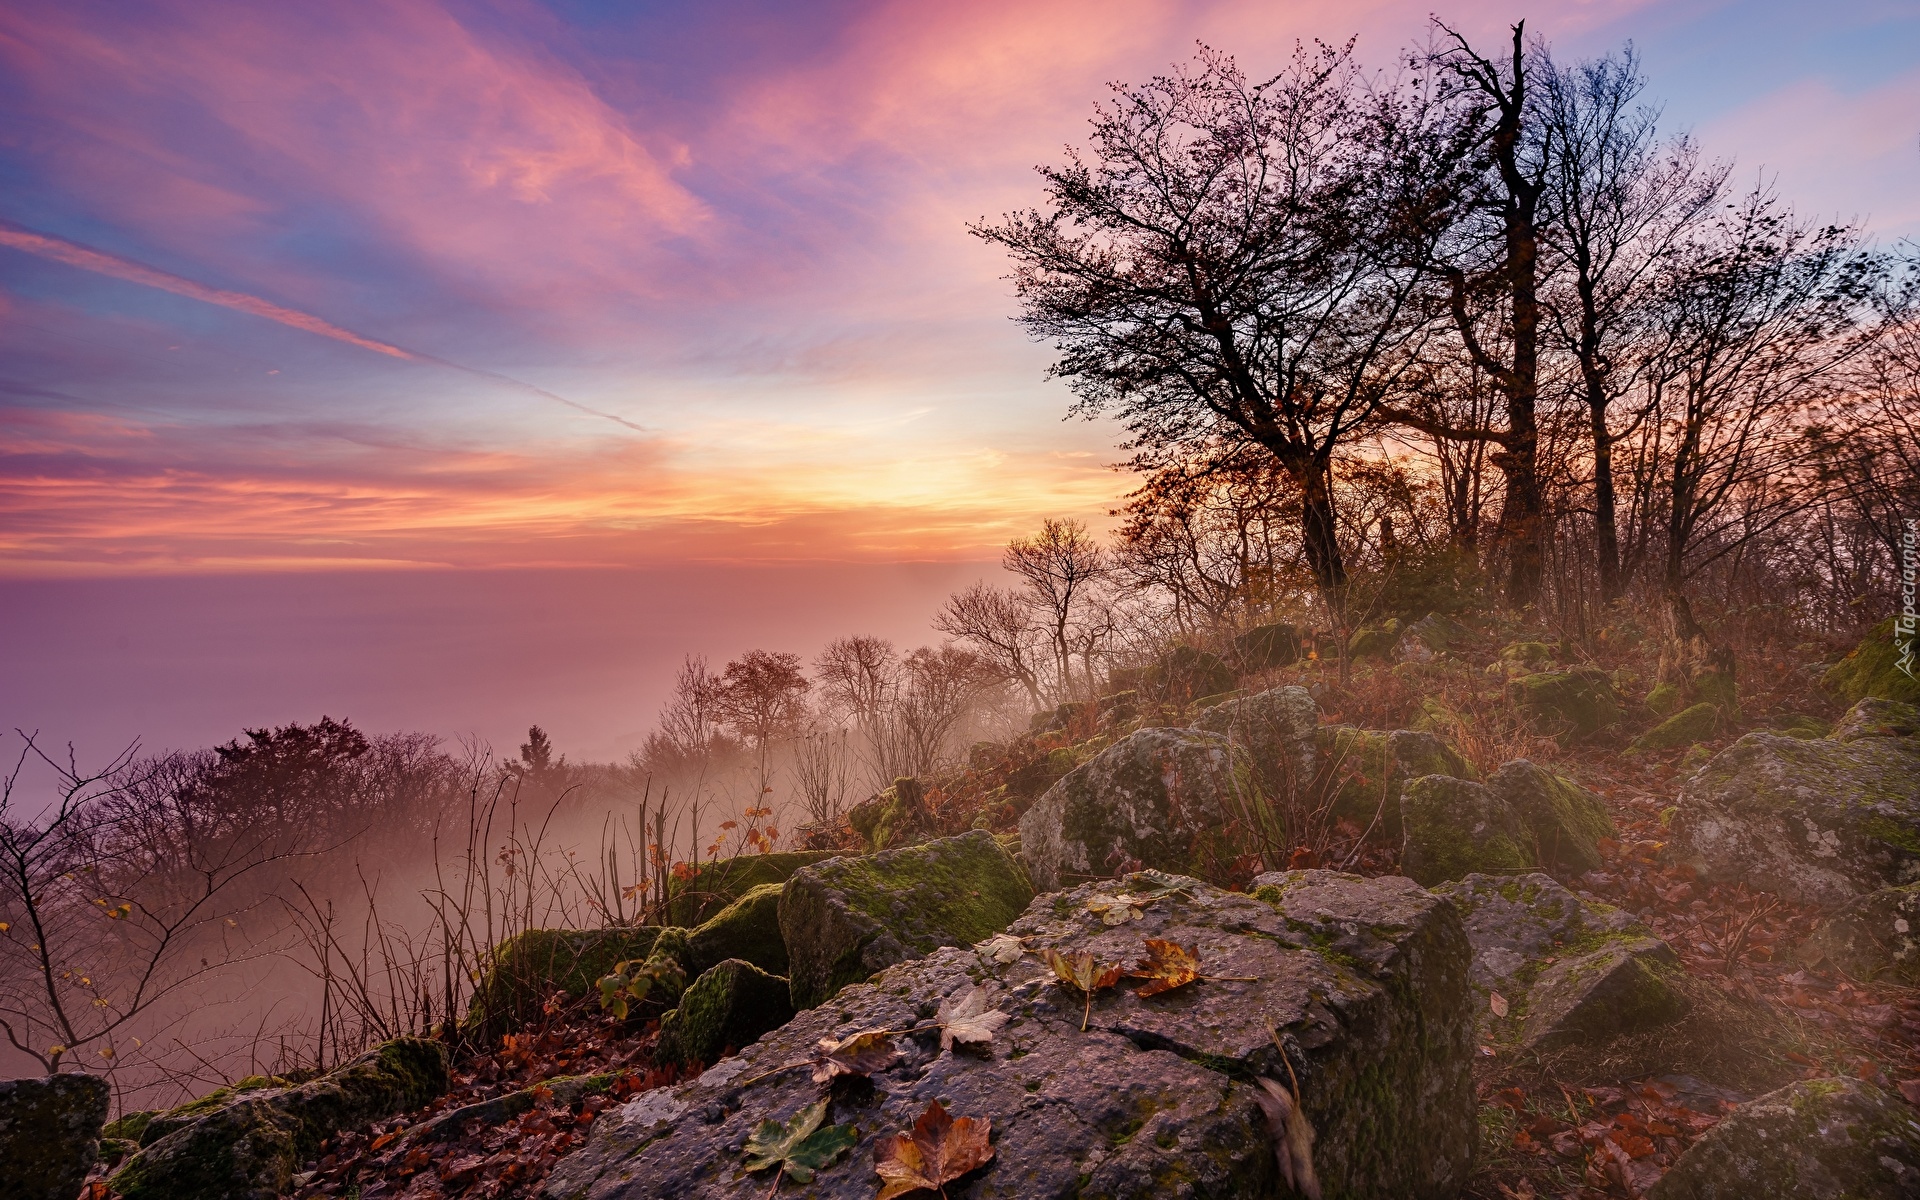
[546, 871, 1475, 1200]
[779, 830, 1034, 1011]
[1191, 684, 1318, 792]
[1429, 873, 1639, 996]
[1400, 775, 1533, 886]
[1831, 697, 1920, 743]
[111, 1037, 448, 1200]
[1018, 727, 1252, 891]
[1517, 937, 1686, 1050]
[1647, 1078, 1920, 1199]
[1668, 731, 1920, 907]
[1506, 668, 1624, 740]
[1487, 759, 1616, 875]
[0, 1072, 111, 1200]
[1318, 726, 1477, 839]
[1811, 881, 1920, 983]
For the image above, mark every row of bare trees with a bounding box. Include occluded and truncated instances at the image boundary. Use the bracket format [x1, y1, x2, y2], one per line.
[972, 22, 1916, 699]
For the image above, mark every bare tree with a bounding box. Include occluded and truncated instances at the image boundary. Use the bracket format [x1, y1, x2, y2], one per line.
[1003, 518, 1113, 698]
[714, 651, 811, 800]
[934, 583, 1046, 707]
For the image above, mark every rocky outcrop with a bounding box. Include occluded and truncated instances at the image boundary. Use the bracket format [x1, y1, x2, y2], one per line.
[1667, 717, 1920, 907]
[667, 851, 840, 927]
[1630, 702, 1720, 753]
[1320, 726, 1477, 838]
[1833, 697, 1920, 742]
[1647, 1077, 1920, 1199]
[1233, 621, 1301, 670]
[686, 882, 787, 977]
[1019, 727, 1252, 891]
[848, 777, 928, 852]
[1507, 668, 1624, 740]
[1146, 645, 1236, 703]
[1431, 873, 1684, 1049]
[1191, 684, 1318, 793]
[780, 831, 1033, 1010]
[546, 871, 1475, 1200]
[1823, 618, 1920, 705]
[654, 959, 796, 1069]
[111, 1037, 448, 1200]
[1487, 759, 1616, 875]
[1810, 882, 1920, 983]
[464, 927, 666, 1043]
[0, 1072, 111, 1200]
[1400, 775, 1533, 885]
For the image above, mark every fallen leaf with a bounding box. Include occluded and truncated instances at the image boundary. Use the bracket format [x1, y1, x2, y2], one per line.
[1251, 1077, 1322, 1200]
[811, 1029, 901, 1084]
[1127, 939, 1202, 998]
[873, 1098, 994, 1200]
[937, 986, 1010, 1052]
[1084, 894, 1146, 924]
[1044, 948, 1122, 1031]
[1489, 991, 1509, 1019]
[975, 934, 1025, 965]
[743, 1098, 859, 1189]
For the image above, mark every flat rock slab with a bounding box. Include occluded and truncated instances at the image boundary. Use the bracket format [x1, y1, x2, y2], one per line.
[547, 871, 1475, 1200]
[1647, 1077, 1920, 1199]
[1669, 728, 1920, 907]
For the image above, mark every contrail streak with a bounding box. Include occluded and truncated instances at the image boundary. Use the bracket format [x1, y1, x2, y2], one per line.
[0, 222, 648, 434]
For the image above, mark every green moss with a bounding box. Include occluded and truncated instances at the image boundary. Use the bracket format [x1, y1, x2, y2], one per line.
[1859, 814, 1920, 855]
[667, 850, 840, 926]
[1506, 668, 1624, 741]
[462, 926, 663, 1043]
[1645, 681, 1683, 717]
[1400, 775, 1535, 886]
[654, 959, 795, 1069]
[103, 1110, 156, 1145]
[1823, 619, 1920, 704]
[1629, 702, 1719, 753]
[687, 883, 787, 976]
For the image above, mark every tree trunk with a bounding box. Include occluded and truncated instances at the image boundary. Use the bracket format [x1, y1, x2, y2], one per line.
[1588, 384, 1624, 603]
[1296, 455, 1349, 617]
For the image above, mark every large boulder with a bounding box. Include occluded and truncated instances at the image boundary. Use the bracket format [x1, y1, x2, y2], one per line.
[1191, 684, 1318, 793]
[1319, 726, 1477, 839]
[111, 1037, 448, 1200]
[1833, 697, 1920, 742]
[1823, 617, 1920, 705]
[463, 927, 665, 1044]
[668, 851, 840, 927]
[1630, 702, 1720, 753]
[546, 871, 1475, 1200]
[1431, 874, 1684, 1050]
[1019, 727, 1252, 891]
[1647, 1077, 1920, 1199]
[1810, 882, 1920, 983]
[780, 831, 1033, 1010]
[1400, 775, 1533, 886]
[1668, 726, 1920, 907]
[848, 777, 928, 852]
[1507, 668, 1624, 740]
[1487, 759, 1616, 875]
[0, 1072, 111, 1200]
[1149, 645, 1237, 704]
[686, 883, 787, 977]
[654, 960, 796, 1070]
[1234, 621, 1301, 670]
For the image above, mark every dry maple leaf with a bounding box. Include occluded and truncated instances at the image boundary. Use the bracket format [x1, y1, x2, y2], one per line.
[975, 933, 1025, 965]
[1084, 894, 1146, 925]
[810, 1029, 902, 1084]
[937, 986, 1010, 1052]
[873, 1098, 994, 1200]
[1252, 1077, 1322, 1200]
[1489, 991, 1509, 1019]
[1127, 938, 1203, 997]
[1044, 947, 1122, 1031]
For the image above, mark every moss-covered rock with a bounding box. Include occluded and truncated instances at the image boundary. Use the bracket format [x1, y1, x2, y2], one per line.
[136, 1075, 288, 1146]
[1631, 702, 1720, 753]
[1407, 612, 1469, 655]
[1147, 645, 1236, 704]
[686, 882, 787, 977]
[1429, 872, 1643, 1029]
[1823, 617, 1920, 705]
[1400, 775, 1533, 886]
[550, 871, 1476, 1200]
[779, 830, 1033, 1010]
[1498, 641, 1556, 673]
[1645, 680, 1684, 717]
[400, 1073, 615, 1145]
[1507, 668, 1624, 740]
[1191, 684, 1319, 795]
[1669, 730, 1920, 907]
[1646, 1077, 1920, 1199]
[1233, 621, 1301, 670]
[463, 926, 663, 1043]
[1348, 619, 1403, 661]
[1832, 697, 1920, 742]
[654, 959, 796, 1069]
[847, 777, 926, 852]
[1518, 936, 1687, 1049]
[1487, 759, 1616, 875]
[101, 1109, 155, 1146]
[112, 1037, 448, 1200]
[1319, 726, 1477, 840]
[1019, 727, 1254, 890]
[667, 850, 840, 926]
[1810, 882, 1920, 984]
[0, 1072, 110, 1200]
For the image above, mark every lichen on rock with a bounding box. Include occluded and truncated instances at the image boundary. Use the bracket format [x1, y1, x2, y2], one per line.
[654, 958, 796, 1069]
[463, 927, 665, 1044]
[1318, 726, 1477, 839]
[1400, 775, 1534, 886]
[1811, 881, 1920, 983]
[1487, 760, 1616, 875]
[1630, 702, 1720, 754]
[666, 850, 840, 927]
[780, 830, 1033, 1010]
[686, 882, 787, 977]
[1646, 1077, 1920, 1199]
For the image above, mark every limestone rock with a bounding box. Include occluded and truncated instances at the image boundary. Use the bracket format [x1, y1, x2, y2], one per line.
[1811, 882, 1920, 984]
[654, 960, 796, 1069]
[1630, 702, 1720, 753]
[1191, 684, 1318, 793]
[1319, 726, 1476, 838]
[1400, 775, 1533, 886]
[1517, 937, 1686, 1050]
[546, 871, 1475, 1200]
[1507, 668, 1624, 740]
[667, 851, 840, 927]
[1487, 760, 1616, 875]
[780, 830, 1033, 1010]
[0, 1072, 110, 1200]
[1019, 726, 1252, 891]
[1832, 696, 1920, 742]
[463, 927, 664, 1043]
[1430, 872, 1640, 996]
[1668, 731, 1920, 907]
[1647, 1078, 1920, 1199]
[112, 1037, 448, 1200]
[1823, 617, 1920, 705]
[848, 777, 928, 852]
[686, 883, 787, 977]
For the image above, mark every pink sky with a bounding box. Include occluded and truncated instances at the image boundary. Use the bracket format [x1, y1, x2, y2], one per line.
[1, 0, 1914, 756]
